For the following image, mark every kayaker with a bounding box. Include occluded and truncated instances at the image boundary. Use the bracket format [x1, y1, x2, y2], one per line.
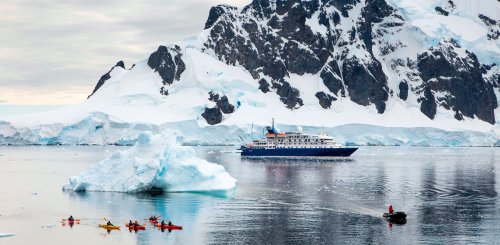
[168, 220, 172, 226]
[107, 220, 113, 226]
[161, 220, 166, 226]
[134, 221, 139, 227]
[389, 205, 394, 215]
[129, 220, 133, 226]
[68, 215, 74, 222]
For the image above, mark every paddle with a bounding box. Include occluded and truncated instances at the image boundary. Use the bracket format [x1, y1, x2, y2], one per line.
[61, 218, 80, 222]
[102, 217, 114, 226]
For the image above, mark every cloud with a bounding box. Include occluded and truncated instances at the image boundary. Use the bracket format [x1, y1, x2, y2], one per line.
[0, 0, 249, 104]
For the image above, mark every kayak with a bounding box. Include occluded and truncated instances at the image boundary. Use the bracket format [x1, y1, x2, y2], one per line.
[99, 224, 120, 230]
[62, 219, 80, 222]
[155, 224, 183, 230]
[149, 219, 159, 224]
[126, 224, 146, 230]
[61, 219, 80, 226]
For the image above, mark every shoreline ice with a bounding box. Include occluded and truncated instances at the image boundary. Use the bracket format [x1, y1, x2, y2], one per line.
[1, 113, 498, 147]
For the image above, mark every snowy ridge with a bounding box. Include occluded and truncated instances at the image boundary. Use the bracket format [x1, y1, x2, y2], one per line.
[63, 132, 236, 193]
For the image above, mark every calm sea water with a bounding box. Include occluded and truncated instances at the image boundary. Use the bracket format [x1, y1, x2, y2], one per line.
[0, 146, 499, 244]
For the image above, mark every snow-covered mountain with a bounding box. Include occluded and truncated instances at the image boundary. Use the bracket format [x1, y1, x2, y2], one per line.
[1, 0, 499, 146]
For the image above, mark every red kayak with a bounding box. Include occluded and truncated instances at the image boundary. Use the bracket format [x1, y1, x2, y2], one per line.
[126, 224, 146, 230]
[155, 224, 183, 230]
[62, 219, 80, 223]
[61, 219, 80, 226]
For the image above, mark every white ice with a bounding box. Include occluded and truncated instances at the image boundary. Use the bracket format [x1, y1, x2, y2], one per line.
[62, 132, 237, 194]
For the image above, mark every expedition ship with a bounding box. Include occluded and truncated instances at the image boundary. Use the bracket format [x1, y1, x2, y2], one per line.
[240, 120, 358, 157]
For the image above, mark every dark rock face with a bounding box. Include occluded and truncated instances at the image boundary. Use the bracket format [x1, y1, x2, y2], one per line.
[342, 57, 389, 113]
[479, 14, 497, 26]
[205, 5, 237, 29]
[272, 80, 303, 109]
[417, 41, 497, 124]
[205, 1, 329, 82]
[116, 61, 125, 69]
[325, 0, 360, 18]
[201, 92, 235, 125]
[204, 0, 397, 113]
[419, 87, 436, 119]
[160, 87, 168, 96]
[258, 78, 270, 93]
[435, 7, 449, 16]
[209, 91, 235, 114]
[147, 45, 186, 85]
[315, 92, 336, 109]
[320, 60, 345, 97]
[359, 0, 394, 54]
[478, 14, 500, 40]
[217, 96, 234, 114]
[398, 81, 408, 101]
[201, 107, 222, 125]
[88, 61, 126, 99]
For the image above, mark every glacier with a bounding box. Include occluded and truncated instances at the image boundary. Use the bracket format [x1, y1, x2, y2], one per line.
[1, 113, 498, 147]
[62, 132, 237, 194]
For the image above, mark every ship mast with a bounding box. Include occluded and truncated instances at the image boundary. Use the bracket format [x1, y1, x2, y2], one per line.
[272, 118, 275, 133]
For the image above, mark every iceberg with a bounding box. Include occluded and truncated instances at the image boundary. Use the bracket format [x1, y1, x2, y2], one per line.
[63, 132, 237, 194]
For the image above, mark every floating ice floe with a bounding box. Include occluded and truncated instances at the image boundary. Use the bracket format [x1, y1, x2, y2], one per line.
[0, 233, 15, 238]
[63, 132, 236, 194]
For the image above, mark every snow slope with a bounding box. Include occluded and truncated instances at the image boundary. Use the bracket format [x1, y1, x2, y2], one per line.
[63, 132, 236, 193]
[387, 0, 500, 63]
[2, 47, 496, 130]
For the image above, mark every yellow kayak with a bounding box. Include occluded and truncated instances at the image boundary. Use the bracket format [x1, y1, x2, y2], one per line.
[99, 224, 120, 230]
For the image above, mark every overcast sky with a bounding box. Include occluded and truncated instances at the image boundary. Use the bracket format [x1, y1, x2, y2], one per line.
[0, 0, 248, 105]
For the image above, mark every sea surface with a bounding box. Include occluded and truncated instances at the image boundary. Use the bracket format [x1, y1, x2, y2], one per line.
[0, 146, 499, 244]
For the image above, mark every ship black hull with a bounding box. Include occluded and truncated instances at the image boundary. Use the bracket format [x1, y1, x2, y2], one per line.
[241, 147, 358, 157]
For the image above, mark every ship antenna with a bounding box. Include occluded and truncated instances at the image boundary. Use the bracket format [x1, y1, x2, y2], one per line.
[251, 123, 254, 141]
[238, 136, 246, 144]
[272, 118, 275, 132]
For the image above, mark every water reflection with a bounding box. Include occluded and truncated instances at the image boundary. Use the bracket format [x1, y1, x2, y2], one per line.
[64, 190, 219, 244]
[206, 147, 500, 244]
[418, 149, 497, 244]
[0, 146, 499, 244]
